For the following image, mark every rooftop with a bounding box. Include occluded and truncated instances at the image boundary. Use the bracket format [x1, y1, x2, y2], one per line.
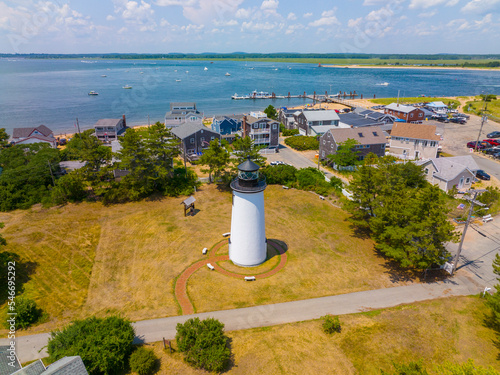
[171, 122, 214, 139]
[12, 125, 53, 139]
[385, 103, 419, 114]
[328, 126, 386, 145]
[302, 110, 340, 122]
[391, 123, 441, 141]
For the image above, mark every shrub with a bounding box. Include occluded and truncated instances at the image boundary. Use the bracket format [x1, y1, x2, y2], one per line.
[321, 314, 341, 334]
[295, 167, 332, 195]
[262, 164, 298, 185]
[5, 297, 43, 330]
[48, 316, 135, 375]
[284, 136, 319, 151]
[329, 176, 343, 191]
[129, 347, 157, 375]
[176, 317, 231, 372]
[282, 128, 299, 136]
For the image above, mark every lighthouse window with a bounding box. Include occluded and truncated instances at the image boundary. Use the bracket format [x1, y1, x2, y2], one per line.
[239, 171, 259, 180]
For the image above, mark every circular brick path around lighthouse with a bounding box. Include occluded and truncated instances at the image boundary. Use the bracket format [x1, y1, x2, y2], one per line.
[174, 239, 287, 315]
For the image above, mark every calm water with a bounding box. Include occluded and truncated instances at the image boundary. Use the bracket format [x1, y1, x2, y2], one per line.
[1, 58, 499, 135]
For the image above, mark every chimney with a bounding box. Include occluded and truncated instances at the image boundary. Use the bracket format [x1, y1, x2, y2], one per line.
[122, 114, 127, 128]
[242, 116, 247, 138]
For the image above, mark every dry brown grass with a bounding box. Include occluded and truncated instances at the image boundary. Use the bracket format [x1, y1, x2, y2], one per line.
[132, 296, 499, 375]
[0, 184, 407, 336]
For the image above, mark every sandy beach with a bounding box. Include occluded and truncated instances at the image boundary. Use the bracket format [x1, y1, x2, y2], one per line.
[324, 65, 500, 72]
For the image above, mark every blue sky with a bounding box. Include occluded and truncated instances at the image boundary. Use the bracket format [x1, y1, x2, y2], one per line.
[1, 0, 499, 54]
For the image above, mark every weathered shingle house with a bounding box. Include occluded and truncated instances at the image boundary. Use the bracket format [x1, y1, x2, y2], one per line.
[164, 102, 203, 128]
[11, 125, 57, 148]
[2, 352, 88, 375]
[384, 103, 425, 123]
[242, 114, 280, 148]
[389, 123, 441, 160]
[278, 108, 300, 130]
[417, 155, 479, 192]
[295, 110, 340, 136]
[171, 122, 221, 160]
[319, 126, 387, 163]
[211, 115, 243, 135]
[94, 115, 128, 142]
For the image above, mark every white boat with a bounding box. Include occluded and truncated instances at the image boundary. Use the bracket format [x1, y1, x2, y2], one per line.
[377, 82, 390, 86]
[122, 85, 132, 89]
[186, 70, 189, 73]
[204, 67, 208, 71]
[231, 93, 248, 100]
[88, 91, 98, 96]
[175, 79, 181, 82]
[225, 72, 231, 76]
[101, 75, 107, 77]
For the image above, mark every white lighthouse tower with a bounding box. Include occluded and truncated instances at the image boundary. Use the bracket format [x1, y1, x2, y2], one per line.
[229, 157, 267, 267]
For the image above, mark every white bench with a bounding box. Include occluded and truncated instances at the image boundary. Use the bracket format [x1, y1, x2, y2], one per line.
[483, 214, 493, 223]
[222, 232, 231, 237]
[282, 186, 289, 189]
[207, 263, 215, 270]
[202, 247, 208, 255]
[244, 276, 256, 281]
[319, 195, 325, 200]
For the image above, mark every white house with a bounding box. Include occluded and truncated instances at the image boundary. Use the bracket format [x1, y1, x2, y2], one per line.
[12, 125, 57, 148]
[417, 155, 479, 192]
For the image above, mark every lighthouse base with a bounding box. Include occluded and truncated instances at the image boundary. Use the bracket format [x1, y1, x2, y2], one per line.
[229, 240, 267, 267]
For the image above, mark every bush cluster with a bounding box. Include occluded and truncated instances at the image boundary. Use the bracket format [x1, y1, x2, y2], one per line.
[176, 317, 231, 372]
[321, 314, 341, 334]
[129, 347, 157, 375]
[282, 128, 299, 136]
[5, 297, 43, 330]
[284, 135, 319, 151]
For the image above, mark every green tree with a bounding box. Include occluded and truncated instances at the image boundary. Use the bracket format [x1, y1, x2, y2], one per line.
[264, 104, 277, 119]
[232, 135, 266, 166]
[487, 254, 500, 331]
[199, 139, 230, 183]
[5, 297, 43, 330]
[262, 164, 298, 185]
[50, 172, 87, 205]
[176, 317, 231, 372]
[0, 128, 9, 148]
[347, 157, 456, 270]
[47, 316, 135, 375]
[0, 143, 61, 211]
[327, 138, 360, 167]
[129, 347, 157, 375]
[284, 135, 319, 151]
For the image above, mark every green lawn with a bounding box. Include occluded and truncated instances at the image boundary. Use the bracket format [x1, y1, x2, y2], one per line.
[370, 97, 460, 107]
[130, 296, 500, 374]
[464, 97, 500, 121]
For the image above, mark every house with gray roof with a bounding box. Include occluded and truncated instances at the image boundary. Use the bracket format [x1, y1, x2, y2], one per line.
[11, 125, 56, 148]
[164, 102, 203, 128]
[0, 345, 21, 375]
[1, 353, 88, 375]
[384, 103, 425, 123]
[295, 109, 340, 136]
[211, 115, 243, 135]
[171, 122, 221, 161]
[319, 126, 387, 164]
[94, 115, 128, 142]
[417, 155, 479, 192]
[242, 115, 279, 148]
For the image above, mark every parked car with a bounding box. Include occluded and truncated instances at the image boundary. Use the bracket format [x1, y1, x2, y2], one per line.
[450, 117, 466, 124]
[487, 131, 500, 138]
[467, 141, 490, 149]
[484, 146, 500, 155]
[476, 170, 491, 180]
[436, 117, 450, 123]
[484, 139, 500, 146]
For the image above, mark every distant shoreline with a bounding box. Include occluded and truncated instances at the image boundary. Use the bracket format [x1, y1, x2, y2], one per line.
[323, 65, 500, 72]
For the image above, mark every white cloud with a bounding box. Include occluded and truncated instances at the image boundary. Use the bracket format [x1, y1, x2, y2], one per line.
[112, 0, 156, 30]
[447, 13, 492, 30]
[183, 0, 244, 25]
[363, 0, 388, 4]
[461, 0, 500, 13]
[409, 0, 446, 9]
[160, 18, 170, 27]
[347, 17, 363, 27]
[285, 23, 304, 34]
[418, 10, 437, 17]
[261, 0, 278, 11]
[287, 12, 297, 20]
[309, 9, 340, 27]
[155, 0, 196, 6]
[241, 20, 282, 32]
[106, 15, 116, 21]
[235, 8, 252, 19]
[303, 12, 313, 18]
[446, 0, 460, 5]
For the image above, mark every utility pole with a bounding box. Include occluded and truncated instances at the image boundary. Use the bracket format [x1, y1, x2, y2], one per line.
[451, 189, 486, 275]
[47, 160, 55, 186]
[76, 117, 81, 136]
[474, 94, 488, 152]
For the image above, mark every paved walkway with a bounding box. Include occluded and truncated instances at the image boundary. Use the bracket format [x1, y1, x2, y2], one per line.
[2, 273, 482, 363]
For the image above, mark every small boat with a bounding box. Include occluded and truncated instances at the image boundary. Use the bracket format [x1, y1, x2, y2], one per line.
[88, 91, 98, 95]
[101, 75, 107, 77]
[140, 71, 144, 74]
[204, 67, 208, 71]
[377, 82, 390, 86]
[175, 79, 181, 82]
[186, 70, 189, 73]
[123, 85, 132, 89]
[225, 72, 231, 76]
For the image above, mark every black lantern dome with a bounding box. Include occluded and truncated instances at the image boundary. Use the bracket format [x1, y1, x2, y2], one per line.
[230, 157, 267, 193]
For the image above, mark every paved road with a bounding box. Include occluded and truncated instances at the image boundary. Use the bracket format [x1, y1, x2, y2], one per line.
[1, 274, 481, 363]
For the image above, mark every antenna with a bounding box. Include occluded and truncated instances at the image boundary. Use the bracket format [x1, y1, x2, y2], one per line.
[473, 94, 488, 152]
